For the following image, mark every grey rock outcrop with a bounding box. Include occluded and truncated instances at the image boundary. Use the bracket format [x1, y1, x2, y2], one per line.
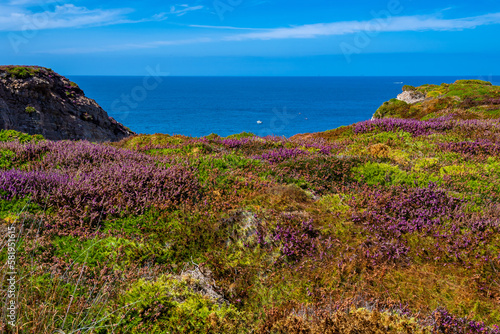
[0, 66, 134, 142]
[396, 90, 426, 104]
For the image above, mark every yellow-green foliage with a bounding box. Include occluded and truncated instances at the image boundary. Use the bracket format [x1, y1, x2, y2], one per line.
[120, 134, 185, 149]
[25, 105, 36, 113]
[0, 129, 43, 143]
[427, 91, 441, 98]
[0, 150, 15, 169]
[413, 158, 439, 172]
[4, 66, 40, 79]
[226, 132, 256, 139]
[374, 98, 410, 118]
[114, 275, 241, 333]
[354, 161, 439, 187]
[318, 194, 350, 213]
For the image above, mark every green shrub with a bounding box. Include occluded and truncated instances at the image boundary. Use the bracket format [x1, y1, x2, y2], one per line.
[374, 98, 410, 118]
[0, 130, 43, 143]
[25, 105, 36, 113]
[318, 194, 350, 213]
[0, 150, 15, 169]
[113, 275, 242, 333]
[226, 132, 256, 139]
[354, 162, 439, 187]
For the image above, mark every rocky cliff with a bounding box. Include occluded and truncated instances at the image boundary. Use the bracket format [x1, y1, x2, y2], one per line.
[0, 65, 134, 142]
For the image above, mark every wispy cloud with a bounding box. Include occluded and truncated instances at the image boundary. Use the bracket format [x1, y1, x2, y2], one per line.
[8, 0, 63, 5]
[188, 24, 266, 30]
[223, 13, 500, 41]
[169, 4, 204, 17]
[37, 37, 215, 54]
[0, 3, 203, 32]
[34, 11, 500, 54]
[0, 4, 133, 31]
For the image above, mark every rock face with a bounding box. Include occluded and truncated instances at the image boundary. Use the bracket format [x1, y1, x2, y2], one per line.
[396, 90, 426, 104]
[0, 65, 134, 142]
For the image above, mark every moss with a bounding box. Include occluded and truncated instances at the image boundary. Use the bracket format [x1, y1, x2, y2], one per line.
[454, 79, 492, 86]
[5, 66, 40, 79]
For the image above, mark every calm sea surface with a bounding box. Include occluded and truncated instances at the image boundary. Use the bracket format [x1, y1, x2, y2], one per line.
[69, 76, 500, 138]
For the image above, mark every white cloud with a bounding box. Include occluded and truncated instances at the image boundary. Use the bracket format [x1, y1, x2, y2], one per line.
[0, 4, 133, 31]
[0, 3, 203, 31]
[188, 24, 266, 30]
[223, 12, 500, 41]
[8, 0, 62, 5]
[169, 4, 204, 17]
[32, 11, 500, 54]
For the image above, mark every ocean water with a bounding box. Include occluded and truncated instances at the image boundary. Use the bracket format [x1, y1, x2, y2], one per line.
[69, 76, 500, 138]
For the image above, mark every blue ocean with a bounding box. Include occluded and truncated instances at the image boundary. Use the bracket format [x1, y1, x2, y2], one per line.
[69, 76, 500, 138]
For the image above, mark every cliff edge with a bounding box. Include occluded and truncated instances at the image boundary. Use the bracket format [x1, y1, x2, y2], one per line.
[0, 65, 134, 142]
[373, 79, 500, 120]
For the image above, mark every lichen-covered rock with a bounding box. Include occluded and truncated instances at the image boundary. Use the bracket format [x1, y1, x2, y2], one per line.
[396, 90, 426, 104]
[0, 65, 134, 142]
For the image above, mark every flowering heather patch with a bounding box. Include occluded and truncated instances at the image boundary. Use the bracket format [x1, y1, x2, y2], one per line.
[271, 219, 319, 263]
[0, 156, 200, 222]
[354, 117, 455, 136]
[354, 117, 500, 138]
[352, 183, 499, 266]
[439, 140, 500, 157]
[254, 147, 309, 164]
[219, 137, 253, 149]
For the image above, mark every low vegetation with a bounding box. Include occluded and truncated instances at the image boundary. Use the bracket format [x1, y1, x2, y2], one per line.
[1, 81, 500, 333]
[374, 80, 500, 119]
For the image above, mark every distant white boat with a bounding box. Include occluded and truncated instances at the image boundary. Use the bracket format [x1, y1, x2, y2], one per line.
[257, 120, 263, 124]
[394, 82, 403, 84]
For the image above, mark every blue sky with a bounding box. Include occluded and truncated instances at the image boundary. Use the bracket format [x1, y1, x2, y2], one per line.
[0, 0, 499, 75]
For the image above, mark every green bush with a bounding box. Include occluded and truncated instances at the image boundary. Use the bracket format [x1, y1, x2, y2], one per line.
[0, 150, 15, 169]
[354, 161, 439, 187]
[113, 275, 242, 333]
[25, 105, 36, 113]
[0, 130, 43, 143]
[226, 132, 256, 139]
[374, 98, 410, 118]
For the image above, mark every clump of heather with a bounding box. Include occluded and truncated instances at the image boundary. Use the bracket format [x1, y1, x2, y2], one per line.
[254, 147, 309, 164]
[354, 117, 455, 136]
[0, 161, 200, 223]
[439, 140, 500, 157]
[354, 117, 500, 138]
[351, 183, 499, 265]
[433, 308, 500, 334]
[271, 219, 319, 263]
